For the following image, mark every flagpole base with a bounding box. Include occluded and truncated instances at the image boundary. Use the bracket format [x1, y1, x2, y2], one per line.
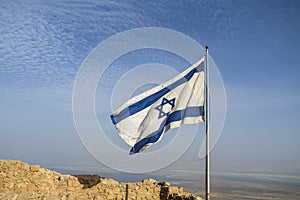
[206, 193, 210, 200]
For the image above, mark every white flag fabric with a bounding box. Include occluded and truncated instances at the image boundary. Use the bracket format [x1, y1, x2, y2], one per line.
[110, 57, 205, 154]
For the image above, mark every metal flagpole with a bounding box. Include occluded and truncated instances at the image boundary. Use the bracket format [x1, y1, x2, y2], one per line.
[205, 46, 210, 200]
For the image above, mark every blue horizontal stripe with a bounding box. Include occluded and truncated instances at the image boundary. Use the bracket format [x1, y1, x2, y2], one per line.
[166, 106, 204, 126]
[111, 63, 204, 125]
[129, 106, 204, 154]
[129, 118, 167, 154]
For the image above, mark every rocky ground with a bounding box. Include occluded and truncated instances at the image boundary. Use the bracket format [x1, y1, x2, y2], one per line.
[0, 159, 203, 200]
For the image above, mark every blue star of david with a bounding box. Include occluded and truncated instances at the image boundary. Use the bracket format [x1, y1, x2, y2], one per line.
[155, 97, 176, 119]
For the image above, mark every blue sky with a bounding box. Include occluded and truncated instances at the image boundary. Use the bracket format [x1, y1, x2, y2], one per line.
[1, 0, 300, 175]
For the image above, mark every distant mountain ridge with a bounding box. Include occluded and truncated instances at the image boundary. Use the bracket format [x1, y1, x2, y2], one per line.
[0, 159, 203, 200]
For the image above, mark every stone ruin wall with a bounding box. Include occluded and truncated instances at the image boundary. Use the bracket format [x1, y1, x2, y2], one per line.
[0, 160, 203, 200]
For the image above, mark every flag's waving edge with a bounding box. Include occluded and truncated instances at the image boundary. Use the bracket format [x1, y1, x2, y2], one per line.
[110, 57, 205, 154]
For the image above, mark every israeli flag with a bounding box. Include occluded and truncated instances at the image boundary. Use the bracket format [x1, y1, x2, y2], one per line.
[110, 57, 205, 154]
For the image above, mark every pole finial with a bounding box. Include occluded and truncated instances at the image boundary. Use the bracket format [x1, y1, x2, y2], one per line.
[205, 45, 209, 50]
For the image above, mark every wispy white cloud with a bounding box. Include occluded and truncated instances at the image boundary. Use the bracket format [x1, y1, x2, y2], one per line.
[0, 0, 153, 92]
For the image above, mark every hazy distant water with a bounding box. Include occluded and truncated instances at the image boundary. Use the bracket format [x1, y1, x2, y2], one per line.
[160, 173, 300, 200]
[216, 173, 300, 187]
[177, 173, 300, 200]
